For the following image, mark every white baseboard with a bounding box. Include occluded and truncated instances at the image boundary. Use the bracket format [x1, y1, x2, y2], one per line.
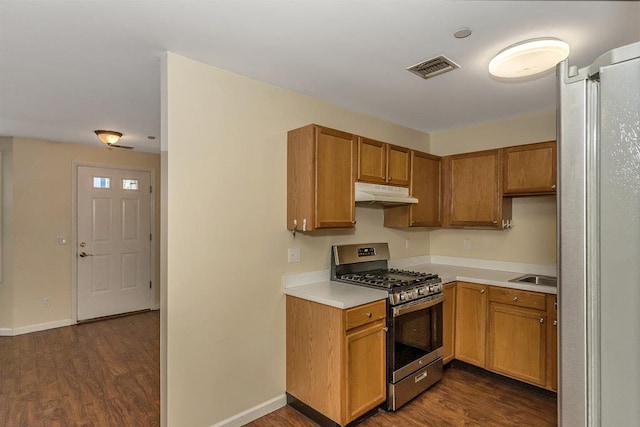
[4, 318, 74, 337]
[211, 394, 287, 427]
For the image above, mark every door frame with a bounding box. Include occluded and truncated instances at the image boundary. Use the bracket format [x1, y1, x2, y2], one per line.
[71, 162, 157, 323]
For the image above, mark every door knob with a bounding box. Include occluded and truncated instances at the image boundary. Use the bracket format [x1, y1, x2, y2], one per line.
[79, 252, 93, 258]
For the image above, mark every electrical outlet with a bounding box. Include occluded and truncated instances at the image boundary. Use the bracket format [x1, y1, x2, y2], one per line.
[288, 248, 301, 263]
[43, 297, 51, 308]
[405, 239, 410, 250]
[463, 239, 471, 251]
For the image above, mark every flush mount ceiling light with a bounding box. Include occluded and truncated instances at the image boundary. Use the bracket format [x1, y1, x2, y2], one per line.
[489, 37, 570, 78]
[94, 130, 123, 145]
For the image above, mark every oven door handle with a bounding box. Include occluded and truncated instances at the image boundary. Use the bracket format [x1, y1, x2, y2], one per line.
[393, 294, 444, 317]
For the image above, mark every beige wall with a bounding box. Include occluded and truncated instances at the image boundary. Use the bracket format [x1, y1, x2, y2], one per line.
[164, 53, 431, 426]
[0, 138, 14, 329]
[429, 110, 558, 265]
[3, 137, 161, 329]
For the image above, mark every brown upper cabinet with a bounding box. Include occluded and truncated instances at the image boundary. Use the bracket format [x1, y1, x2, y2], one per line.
[287, 124, 356, 232]
[384, 150, 442, 227]
[357, 137, 410, 187]
[503, 141, 557, 196]
[444, 149, 512, 229]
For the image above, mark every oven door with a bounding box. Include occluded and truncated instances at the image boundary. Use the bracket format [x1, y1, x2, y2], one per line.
[389, 294, 444, 383]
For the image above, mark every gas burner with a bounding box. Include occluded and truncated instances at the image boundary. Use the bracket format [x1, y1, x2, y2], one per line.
[331, 243, 442, 305]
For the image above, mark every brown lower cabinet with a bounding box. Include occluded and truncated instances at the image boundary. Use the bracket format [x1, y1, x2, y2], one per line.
[448, 281, 557, 391]
[546, 294, 558, 391]
[286, 296, 386, 426]
[442, 282, 457, 364]
[454, 282, 488, 367]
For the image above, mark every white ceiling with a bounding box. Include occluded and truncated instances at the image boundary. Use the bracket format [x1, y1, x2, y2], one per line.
[1, 1, 639, 153]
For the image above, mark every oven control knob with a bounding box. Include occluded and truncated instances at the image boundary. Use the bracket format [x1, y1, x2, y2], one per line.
[400, 293, 406, 301]
[418, 288, 425, 295]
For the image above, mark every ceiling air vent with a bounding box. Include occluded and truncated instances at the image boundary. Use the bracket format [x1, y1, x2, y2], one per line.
[407, 55, 460, 79]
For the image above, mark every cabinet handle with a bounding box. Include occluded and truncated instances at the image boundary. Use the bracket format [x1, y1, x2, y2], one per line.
[512, 296, 518, 302]
[414, 371, 428, 383]
[492, 220, 498, 224]
[553, 320, 558, 326]
[479, 289, 485, 294]
[539, 318, 545, 323]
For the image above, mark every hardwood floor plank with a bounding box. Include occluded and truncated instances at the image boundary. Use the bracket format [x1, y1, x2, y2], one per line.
[0, 311, 160, 427]
[247, 362, 557, 427]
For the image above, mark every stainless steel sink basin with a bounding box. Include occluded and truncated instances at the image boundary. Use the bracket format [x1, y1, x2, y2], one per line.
[509, 274, 557, 287]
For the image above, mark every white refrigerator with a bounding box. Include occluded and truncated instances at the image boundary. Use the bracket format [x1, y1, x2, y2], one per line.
[558, 41, 640, 425]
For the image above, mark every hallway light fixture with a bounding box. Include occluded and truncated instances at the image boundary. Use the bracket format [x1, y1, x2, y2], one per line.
[94, 130, 123, 145]
[489, 37, 570, 78]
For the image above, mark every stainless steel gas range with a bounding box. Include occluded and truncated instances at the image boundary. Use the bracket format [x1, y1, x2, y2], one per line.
[331, 242, 444, 411]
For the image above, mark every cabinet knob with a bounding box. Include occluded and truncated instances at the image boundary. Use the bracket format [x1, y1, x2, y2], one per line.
[512, 296, 518, 302]
[366, 312, 372, 318]
[553, 320, 558, 326]
[551, 184, 557, 190]
[479, 289, 485, 294]
[492, 220, 498, 224]
[539, 318, 545, 323]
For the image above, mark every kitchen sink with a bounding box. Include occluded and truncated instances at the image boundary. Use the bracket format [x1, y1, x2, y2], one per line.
[509, 274, 557, 287]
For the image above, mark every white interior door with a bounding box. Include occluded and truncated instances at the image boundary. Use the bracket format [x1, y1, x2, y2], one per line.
[77, 166, 152, 321]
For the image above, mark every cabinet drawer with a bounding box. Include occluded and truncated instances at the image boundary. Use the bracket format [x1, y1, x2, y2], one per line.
[489, 287, 546, 310]
[345, 300, 386, 330]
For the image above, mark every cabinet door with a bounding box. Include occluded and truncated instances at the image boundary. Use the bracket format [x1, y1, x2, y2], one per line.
[454, 282, 487, 367]
[357, 137, 387, 184]
[287, 125, 356, 231]
[410, 151, 441, 226]
[383, 151, 441, 228]
[442, 282, 456, 364]
[386, 144, 410, 187]
[446, 149, 507, 228]
[503, 141, 557, 195]
[546, 295, 558, 391]
[488, 303, 547, 386]
[315, 127, 356, 229]
[345, 319, 386, 423]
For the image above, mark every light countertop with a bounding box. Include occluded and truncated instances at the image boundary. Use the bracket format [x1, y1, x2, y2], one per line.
[284, 281, 388, 309]
[406, 263, 557, 295]
[283, 259, 557, 310]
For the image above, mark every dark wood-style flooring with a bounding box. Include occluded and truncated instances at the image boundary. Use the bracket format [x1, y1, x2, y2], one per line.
[0, 311, 160, 427]
[1, 313, 556, 427]
[247, 362, 557, 427]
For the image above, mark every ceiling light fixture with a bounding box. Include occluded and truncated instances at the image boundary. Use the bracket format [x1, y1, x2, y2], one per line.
[489, 37, 570, 78]
[94, 130, 123, 145]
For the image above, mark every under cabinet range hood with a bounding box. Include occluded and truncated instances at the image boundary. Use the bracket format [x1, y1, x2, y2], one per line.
[354, 182, 418, 205]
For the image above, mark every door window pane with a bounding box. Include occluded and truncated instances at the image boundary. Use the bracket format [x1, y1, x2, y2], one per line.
[93, 177, 111, 189]
[122, 179, 139, 190]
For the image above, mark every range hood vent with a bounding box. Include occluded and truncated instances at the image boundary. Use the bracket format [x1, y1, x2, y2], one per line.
[355, 182, 418, 206]
[407, 55, 460, 79]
